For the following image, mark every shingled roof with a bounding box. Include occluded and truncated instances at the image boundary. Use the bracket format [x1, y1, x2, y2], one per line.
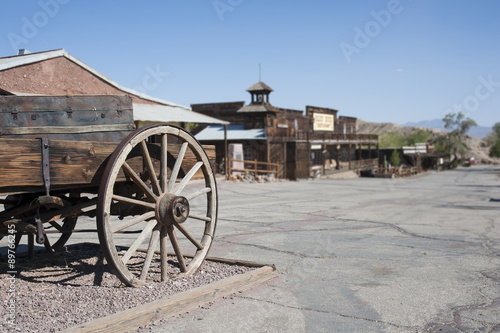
[246, 81, 273, 92]
[236, 103, 279, 113]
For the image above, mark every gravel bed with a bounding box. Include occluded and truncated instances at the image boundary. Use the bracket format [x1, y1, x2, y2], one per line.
[0, 243, 254, 332]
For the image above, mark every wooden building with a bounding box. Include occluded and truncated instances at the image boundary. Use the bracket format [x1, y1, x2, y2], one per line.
[193, 81, 378, 179]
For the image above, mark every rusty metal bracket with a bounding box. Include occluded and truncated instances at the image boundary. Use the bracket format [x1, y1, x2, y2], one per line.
[39, 137, 51, 196]
[35, 137, 51, 245]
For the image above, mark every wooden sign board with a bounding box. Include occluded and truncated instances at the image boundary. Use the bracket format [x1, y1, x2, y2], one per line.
[313, 113, 334, 132]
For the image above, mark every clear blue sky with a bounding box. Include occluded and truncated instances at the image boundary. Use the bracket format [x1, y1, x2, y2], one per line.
[1, 0, 499, 127]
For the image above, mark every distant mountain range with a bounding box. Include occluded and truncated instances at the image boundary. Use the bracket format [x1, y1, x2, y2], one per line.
[401, 119, 492, 140]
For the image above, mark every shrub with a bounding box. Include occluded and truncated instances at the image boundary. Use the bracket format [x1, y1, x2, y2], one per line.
[390, 149, 401, 167]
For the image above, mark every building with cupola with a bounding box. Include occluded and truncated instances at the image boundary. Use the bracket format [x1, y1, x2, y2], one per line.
[192, 81, 378, 179]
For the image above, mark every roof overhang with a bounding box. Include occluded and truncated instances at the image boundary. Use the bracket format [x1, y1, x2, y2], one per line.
[0, 87, 14, 95]
[195, 125, 266, 141]
[133, 103, 229, 125]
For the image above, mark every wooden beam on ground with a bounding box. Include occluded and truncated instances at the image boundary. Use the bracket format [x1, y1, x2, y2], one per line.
[63, 264, 277, 333]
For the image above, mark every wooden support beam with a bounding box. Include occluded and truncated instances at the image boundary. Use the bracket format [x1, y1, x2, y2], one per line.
[224, 125, 228, 181]
[348, 144, 352, 169]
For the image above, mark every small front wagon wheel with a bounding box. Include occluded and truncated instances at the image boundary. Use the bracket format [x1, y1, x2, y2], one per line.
[1, 195, 77, 253]
[97, 124, 217, 287]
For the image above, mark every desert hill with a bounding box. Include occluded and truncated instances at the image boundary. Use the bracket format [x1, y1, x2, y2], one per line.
[357, 119, 500, 165]
[402, 119, 491, 139]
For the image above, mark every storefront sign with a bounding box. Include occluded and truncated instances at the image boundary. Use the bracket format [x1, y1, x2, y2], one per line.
[313, 113, 334, 131]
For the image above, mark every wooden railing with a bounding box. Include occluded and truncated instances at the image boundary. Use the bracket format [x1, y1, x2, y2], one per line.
[228, 158, 281, 179]
[294, 131, 378, 142]
[394, 166, 418, 178]
[308, 133, 379, 142]
[349, 158, 378, 170]
[375, 166, 419, 178]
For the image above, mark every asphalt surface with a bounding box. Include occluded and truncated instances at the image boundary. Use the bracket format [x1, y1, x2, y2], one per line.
[4, 166, 500, 332]
[150, 166, 500, 332]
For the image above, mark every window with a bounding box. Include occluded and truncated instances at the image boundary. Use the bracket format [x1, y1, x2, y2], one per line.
[244, 147, 254, 160]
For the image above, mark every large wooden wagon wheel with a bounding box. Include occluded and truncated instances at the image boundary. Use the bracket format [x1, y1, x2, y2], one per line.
[0, 194, 78, 253]
[97, 124, 217, 287]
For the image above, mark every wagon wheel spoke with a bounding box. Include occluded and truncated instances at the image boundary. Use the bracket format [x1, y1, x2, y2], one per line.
[168, 142, 188, 192]
[111, 211, 156, 233]
[14, 233, 22, 248]
[173, 162, 203, 196]
[185, 187, 212, 201]
[167, 225, 187, 272]
[188, 214, 212, 222]
[140, 140, 161, 196]
[140, 224, 161, 281]
[161, 133, 168, 192]
[122, 162, 158, 202]
[160, 225, 169, 281]
[47, 220, 63, 232]
[121, 219, 157, 265]
[111, 195, 156, 209]
[43, 236, 53, 252]
[174, 222, 203, 250]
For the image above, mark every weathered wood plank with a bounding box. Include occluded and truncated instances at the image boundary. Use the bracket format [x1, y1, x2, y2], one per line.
[0, 138, 215, 192]
[62, 265, 278, 333]
[1, 124, 133, 135]
[0, 138, 44, 187]
[0, 95, 132, 113]
[0, 95, 135, 142]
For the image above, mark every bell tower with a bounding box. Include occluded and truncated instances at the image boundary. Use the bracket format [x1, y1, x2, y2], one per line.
[246, 81, 273, 105]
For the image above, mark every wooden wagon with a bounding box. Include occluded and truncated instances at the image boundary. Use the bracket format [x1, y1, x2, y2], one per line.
[0, 95, 217, 287]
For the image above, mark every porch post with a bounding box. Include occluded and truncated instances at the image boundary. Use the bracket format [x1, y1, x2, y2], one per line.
[224, 124, 228, 180]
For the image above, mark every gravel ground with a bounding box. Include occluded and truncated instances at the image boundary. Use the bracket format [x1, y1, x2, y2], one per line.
[0, 243, 254, 332]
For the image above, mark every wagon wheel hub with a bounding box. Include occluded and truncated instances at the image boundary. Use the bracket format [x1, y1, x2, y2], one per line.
[156, 193, 190, 225]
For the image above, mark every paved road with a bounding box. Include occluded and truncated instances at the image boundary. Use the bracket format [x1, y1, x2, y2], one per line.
[150, 166, 500, 332]
[3, 166, 498, 332]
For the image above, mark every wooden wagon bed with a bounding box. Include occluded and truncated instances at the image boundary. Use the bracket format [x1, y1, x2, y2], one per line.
[0, 95, 218, 287]
[0, 95, 213, 194]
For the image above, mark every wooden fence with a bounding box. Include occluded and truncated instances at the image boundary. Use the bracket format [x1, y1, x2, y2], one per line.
[348, 158, 379, 170]
[228, 158, 281, 179]
[375, 165, 419, 178]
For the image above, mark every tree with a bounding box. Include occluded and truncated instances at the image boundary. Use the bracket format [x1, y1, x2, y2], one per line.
[490, 140, 500, 158]
[489, 122, 500, 158]
[493, 122, 500, 135]
[441, 112, 477, 164]
[379, 132, 406, 148]
[390, 149, 401, 168]
[378, 129, 433, 149]
[406, 129, 432, 146]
